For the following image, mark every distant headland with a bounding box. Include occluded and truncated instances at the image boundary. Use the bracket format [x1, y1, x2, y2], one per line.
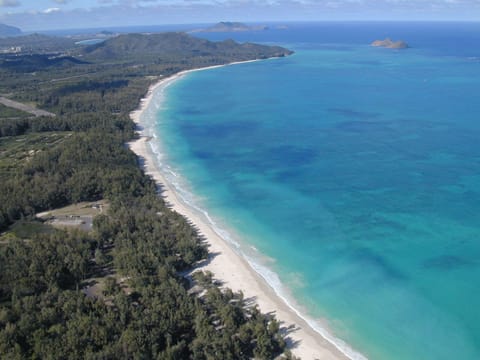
[0, 23, 22, 37]
[191, 21, 269, 33]
[371, 38, 409, 49]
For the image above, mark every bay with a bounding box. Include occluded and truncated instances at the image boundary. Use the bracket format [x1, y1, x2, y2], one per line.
[151, 22, 480, 359]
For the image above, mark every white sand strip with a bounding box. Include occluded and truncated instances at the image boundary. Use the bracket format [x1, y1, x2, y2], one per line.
[129, 62, 357, 360]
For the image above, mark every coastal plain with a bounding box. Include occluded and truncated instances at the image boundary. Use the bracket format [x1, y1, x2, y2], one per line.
[0, 31, 300, 359]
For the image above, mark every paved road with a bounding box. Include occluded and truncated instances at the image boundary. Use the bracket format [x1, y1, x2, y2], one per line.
[0, 96, 56, 117]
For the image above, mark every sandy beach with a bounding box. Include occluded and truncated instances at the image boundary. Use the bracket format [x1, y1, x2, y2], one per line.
[129, 63, 354, 360]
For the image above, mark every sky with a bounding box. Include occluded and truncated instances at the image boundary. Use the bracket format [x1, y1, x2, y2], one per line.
[0, 0, 479, 31]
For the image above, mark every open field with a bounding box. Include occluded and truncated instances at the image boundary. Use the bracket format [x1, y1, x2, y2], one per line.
[0, 103, 30, 119]
[36, 200, 109, 231]
[36, 200, 109, 218]
[0, 96, 56, 117]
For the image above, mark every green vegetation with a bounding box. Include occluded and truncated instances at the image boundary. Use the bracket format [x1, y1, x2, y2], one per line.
[0, 33, 75, 53]
[0, 54, 87, 72]
[2, 219, 54, 239]
[0, 32, 295, 358]
[0, 132, 71, 181]
[79, 32, 290, 63]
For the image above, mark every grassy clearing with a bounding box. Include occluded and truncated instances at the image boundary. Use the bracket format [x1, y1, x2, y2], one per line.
[0, 103, 30, 119]
[36, 200, 109, 219]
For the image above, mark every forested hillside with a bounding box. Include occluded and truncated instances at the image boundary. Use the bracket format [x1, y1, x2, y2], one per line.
[0, 32, 296, 358]
[80, 32, 291, 62]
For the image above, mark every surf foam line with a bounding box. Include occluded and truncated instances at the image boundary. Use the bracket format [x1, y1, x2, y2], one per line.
[137, 61, 368, 360]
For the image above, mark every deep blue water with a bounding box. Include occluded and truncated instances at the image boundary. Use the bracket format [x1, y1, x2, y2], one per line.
[147, 22, 480, 359]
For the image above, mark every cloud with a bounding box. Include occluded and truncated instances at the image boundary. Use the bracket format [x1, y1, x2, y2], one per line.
[43, 7, 61, 13]
[0, 0, 20, 7]
[3, 0, 480, 31]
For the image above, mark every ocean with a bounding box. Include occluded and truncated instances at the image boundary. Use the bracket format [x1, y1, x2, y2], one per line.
[142, 22, 480, 359]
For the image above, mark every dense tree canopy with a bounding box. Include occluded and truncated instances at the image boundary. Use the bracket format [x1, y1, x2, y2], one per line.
[0, 32, 295, 358]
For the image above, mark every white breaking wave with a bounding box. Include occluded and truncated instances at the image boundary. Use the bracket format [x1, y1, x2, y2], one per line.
[140, 70, 368, 360]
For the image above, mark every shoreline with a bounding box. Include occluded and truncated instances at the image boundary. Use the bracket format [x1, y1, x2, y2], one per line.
[129, 61, 358, 360]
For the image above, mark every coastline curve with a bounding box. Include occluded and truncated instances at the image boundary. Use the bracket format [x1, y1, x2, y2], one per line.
[129, 60, 367, 360]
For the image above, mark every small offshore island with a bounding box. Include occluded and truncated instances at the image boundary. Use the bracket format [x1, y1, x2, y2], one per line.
[371, 38, 409, 49]
[0, 30, 348, 360]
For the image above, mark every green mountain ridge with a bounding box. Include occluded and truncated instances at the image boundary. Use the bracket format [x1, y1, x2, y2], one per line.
[0, 54, 88, 72]
[80, 32, 292, 61]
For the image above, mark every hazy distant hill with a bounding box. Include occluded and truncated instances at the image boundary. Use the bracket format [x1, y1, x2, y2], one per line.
[0, 34, 76, 53]
[80, 32, 292, 62]
[195, 21, 269, 33]
[0, 23, 22, 37]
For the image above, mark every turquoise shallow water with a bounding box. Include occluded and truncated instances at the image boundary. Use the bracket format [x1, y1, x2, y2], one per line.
[147, 23, 480, 359]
